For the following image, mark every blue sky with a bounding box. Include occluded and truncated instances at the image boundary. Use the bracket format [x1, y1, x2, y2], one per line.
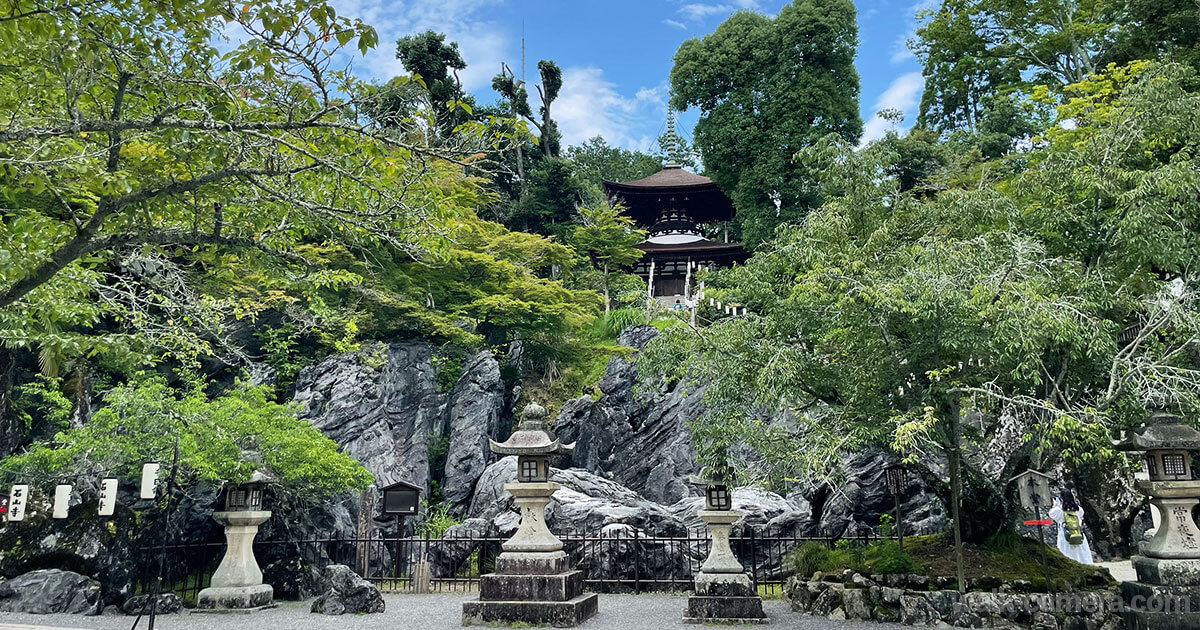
[332, 0, 932, 150]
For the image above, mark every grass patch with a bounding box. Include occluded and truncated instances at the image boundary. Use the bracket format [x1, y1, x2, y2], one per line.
[787, 533, 1110, 592]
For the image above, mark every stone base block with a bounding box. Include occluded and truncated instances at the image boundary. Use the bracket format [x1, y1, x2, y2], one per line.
[684, 595, 767, 624]
[196, 584, 273, 610]
[480, 571, 584, 602]
[1120, 580, 1200, 629]
[462, 593, 598, 627]
[694, 571, 756, 597]
[495, 551, 569, 575]
[1133, 555, 1200, 586]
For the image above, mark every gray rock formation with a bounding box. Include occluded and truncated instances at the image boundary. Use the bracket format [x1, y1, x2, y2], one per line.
[293, 342, 446, 491]
[553, 326, 702, 505]
[442, 351, 508, 514]
[0, 569, 102, 615]
[468, 457, 687, 536]
[121, 593, 183, 615]
[310, 564, 385, 615]
[293, 342, 510, 518]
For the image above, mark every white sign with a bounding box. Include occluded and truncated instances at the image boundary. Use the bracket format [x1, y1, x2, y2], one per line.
[53, 484, 72, 519]
[140, 463, 161, 499]
[98, 478, 118, 517]
[7, 484, 29, 521]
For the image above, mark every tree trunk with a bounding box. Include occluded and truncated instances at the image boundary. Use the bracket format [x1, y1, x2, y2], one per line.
[0, 348, 20, 457]
[603, 262, 611, 314]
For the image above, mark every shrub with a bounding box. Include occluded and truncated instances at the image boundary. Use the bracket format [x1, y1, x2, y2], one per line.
[785, 541, 835, 578]
[864, 540, 922, 575]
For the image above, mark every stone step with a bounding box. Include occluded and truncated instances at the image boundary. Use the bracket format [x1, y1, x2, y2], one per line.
[479, 570, 584, 602]
[463, 592, 599, 628]
[0, 625, 91, 630]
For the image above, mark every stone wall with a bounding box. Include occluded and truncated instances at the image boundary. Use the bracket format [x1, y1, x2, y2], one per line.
[785, 573, 1123, 629]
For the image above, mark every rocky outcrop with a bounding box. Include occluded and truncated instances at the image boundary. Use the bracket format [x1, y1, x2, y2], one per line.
[293, 342, 510, 518]
[0, 569, 102, 615]
[293, 342, 446, 492]
[552, 326, 702, 506]
[442, 351, 508, 515]
[310, 565, 384, 615]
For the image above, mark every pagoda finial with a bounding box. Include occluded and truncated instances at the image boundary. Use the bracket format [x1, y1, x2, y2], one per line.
[663, 110, 685, 168]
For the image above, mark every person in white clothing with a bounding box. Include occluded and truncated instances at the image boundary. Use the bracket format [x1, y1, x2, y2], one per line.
[1049, 488, 1094, 565]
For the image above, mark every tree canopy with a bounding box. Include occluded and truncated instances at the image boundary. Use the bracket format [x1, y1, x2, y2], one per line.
[670, 0, 862, 248]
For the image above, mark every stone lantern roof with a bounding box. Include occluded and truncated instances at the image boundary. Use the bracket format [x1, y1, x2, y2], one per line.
[1113, 408, 1200, 452]
[489, 403, 575, 457]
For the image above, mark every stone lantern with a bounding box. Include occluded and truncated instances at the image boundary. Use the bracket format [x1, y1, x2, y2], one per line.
[462, 403, 597, 627]
[197, 470, 274, 611]
[1114, 407, 1200, 629]
[684, 472, 766, 624]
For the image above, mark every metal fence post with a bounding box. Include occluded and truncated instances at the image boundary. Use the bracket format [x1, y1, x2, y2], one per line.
[748, 528, 758, 587]
[633, 528, 641, 595]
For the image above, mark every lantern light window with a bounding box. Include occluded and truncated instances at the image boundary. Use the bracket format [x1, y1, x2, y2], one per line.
[1162, 453, 1188, 479]
[1146, 454, 1158, 477]
[706, 485, 732, 511]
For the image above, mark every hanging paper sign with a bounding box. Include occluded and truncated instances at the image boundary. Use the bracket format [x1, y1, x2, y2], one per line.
[98, 478, 118, 517]
[53, 484, 72, 519]
[140, 463, 161, 499]
[7, 484, 29, 521]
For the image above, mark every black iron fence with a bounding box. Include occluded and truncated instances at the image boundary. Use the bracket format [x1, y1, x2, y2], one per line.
[136, 527, 886, 603]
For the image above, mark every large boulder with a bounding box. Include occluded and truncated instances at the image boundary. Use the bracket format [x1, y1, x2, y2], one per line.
[0, 569, 102, 615]
[310, 564, 384, 615]
[442, 351, 508, 515]
[468, 457, 687, 536]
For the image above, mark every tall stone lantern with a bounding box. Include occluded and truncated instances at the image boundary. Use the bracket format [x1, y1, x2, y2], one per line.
[1114, 408, 1200, 629]
[462, 403, 598, 627]
[684, 472, 766, 624]
[197, 470, 274, 611]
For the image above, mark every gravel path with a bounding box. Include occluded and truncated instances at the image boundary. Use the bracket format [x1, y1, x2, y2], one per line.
[0, 593, 904, 630]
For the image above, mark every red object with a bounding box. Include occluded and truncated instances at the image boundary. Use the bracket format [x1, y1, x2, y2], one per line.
[1025, 519, 1052, 526]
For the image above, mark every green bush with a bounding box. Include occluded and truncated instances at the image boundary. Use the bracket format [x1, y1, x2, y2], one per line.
[785, 542, 835, 578]
[863, 540, 922, 575]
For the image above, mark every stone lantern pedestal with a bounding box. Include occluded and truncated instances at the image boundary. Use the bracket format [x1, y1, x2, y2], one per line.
[685, 509, 766, 624]
[1114, 409, 1200, 629]
[196, 510, 274, 611]
[462, 404, 597, 627]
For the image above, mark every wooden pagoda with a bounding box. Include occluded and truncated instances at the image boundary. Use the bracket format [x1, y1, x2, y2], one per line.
[602, 119, 747, 307]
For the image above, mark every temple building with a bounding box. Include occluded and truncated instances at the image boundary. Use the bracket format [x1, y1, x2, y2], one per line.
[602, 115, 748, 307]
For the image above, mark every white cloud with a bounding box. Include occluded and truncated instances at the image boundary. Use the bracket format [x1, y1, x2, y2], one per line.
[859, 71, 925, 146]
[330, 0, 509, 90]
[679, 3, 732, 21]
[889, 0, 938, 64]
[554, 68, 666, 149]
[663, 18, 689, 30]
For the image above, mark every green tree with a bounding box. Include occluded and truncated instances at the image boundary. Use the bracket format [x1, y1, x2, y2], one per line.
[670, 0, 862, 248]
[493, 60, 565, 157]
[568, 203, 647, 312]
[4, 376, 373, 494]
[394, 30, 474, 138]
[0, 0, 505, 377]
[565, 137, 662, 205]
[639, 62, 1200, 585]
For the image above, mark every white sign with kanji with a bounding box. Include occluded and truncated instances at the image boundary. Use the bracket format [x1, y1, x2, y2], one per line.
[98, 478, 118, 517]
[7, 484, 29, 521]
[139, 463, 161, 499]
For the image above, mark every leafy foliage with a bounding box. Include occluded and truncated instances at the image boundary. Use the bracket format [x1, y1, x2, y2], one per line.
[670, 0, 863, 248]
[4, 376, 373, 493]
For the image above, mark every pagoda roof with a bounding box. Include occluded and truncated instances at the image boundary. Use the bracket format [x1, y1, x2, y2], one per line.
[636, 239, 749, 263]
[604, 166, 736, 226]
